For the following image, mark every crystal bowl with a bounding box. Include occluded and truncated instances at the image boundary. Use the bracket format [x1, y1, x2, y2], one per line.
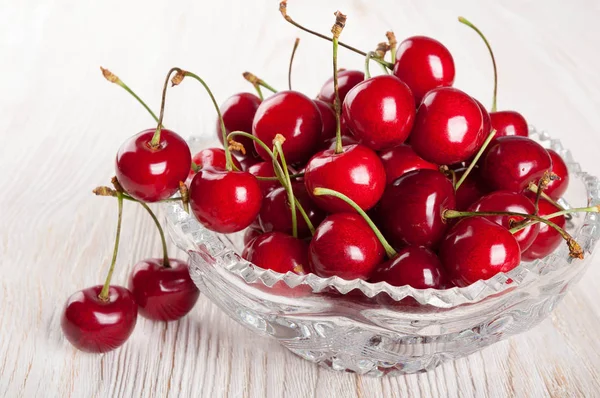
[165, 128, 600, 376]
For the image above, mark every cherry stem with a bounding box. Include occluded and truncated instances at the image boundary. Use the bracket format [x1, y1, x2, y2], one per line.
[93, 187, 183, 204]
[444, 209, 583, 259]
[527, 182, 568, 214]
[509, 205, 600, 233]
[312, 187, 397, 258]
[288, 38, 300, 91]
[279, 1, 394, 69]
[175, 70, 234, 171]
[100, 67, 160, 124]
[458, 17, 498, 112]
[242, 72, 278, 94]
[455, 129, 496, 190]
[150, 67, 181, 148]
[332, 11, 345, 155]
[138, 202, 171, 268]
[179, 182, 190, 213]
[273, 137, 297, 238]
[99, 192, 124, 301]
[364, 51, 376, 79]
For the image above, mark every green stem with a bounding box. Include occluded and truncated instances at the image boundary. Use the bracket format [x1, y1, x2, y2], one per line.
[333, 37, 343, 154]
[254, 172, 305, 181]
[455, 129, 496, 190]
[99, 192, 124, 301]
[458, 16, 498, 112]
[227, 131, 275, 160]
[254, 85, 264, 101]
[150, 67, 180, 148]
[528, 183, 566, 212]
[364, 51, 375, 79]
[288, 38, 300, 91]
[101, 67, 160, 123]
[312, 187, 397, 258]
[273, 138, 297, 238]
[294, 198, 315, 235]
[510, 206, 600, 233]
[138, 202, 170, 267]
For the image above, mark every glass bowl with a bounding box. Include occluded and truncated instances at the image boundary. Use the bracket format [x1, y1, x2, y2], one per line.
[165, 128, 600, 376]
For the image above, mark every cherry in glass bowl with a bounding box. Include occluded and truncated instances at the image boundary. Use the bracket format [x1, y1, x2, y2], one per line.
[165, 129, 600, 376]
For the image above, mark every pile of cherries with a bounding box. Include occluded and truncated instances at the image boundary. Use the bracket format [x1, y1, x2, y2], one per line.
[61, 4, 596, 354]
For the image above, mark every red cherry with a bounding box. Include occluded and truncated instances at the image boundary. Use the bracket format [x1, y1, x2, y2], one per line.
[115, 128, 191, 202]
[61, 285, 137, 353]
[258, 182, 325, 239]
[473, 98, 492, 148]
[379, 144, 438, 185]
[469, 191, 540, 252]
[304, 144, 386, 213]
[319, 135, 359, 152]
[128, 258, 199, 321]
[308, 213, 385, 280]
[238, 155, 262, 171]
[489, 111, 528, 139]
[243, 227, 263, 246]
[521, 195, 566, 261]
[370, 246, 448, 289]
[314, 99, 336, 140]
[545, 149, 570, 200]
[410, 87, 483, 165]
[393, 36, 455, 104]
[243, 232, 308, 274]
[216, 92, 262, 158]
[378, 169, 456, 248]
[454, 168, 488, 211]
[188, 148, 242, 180]
[317, 70, 365, 104]
[440, 217, 521, 287]
[342, 75, 415, 150]
[247, 161, 280, 195]
[252, 91, 321, 164]
[481, 136, 552, 192]
[189, 169, 262, 233]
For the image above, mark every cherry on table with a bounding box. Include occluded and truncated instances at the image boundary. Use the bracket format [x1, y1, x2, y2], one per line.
[521, 194, 566, 261]
[128, 258, 199, 322]
[61, 285, 138, 353]
[379, 144, 438, 185]
[216, 92, 262, 158]
[317, 69, 365, 104]
[545, 149, 570, 200]
[116, 128, 191, 202]
[439, 217, 521, 287]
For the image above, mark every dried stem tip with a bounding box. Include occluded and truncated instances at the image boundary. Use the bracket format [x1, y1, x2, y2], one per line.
[279, 1, 289, 19]
[100, 67, 119, 83]
[273, 133, 286, 145]
[228, 139, 247, 155]
[242, 71, 259, 85]
[375, 42, 390, 59]
[568, 238, 584, 259]
[386, 31, 397, 49]
[331, 11, 347, 38]
[93, 186, 117, 197]
[171, 70, 186, 86]
[111, 176, 124, 193]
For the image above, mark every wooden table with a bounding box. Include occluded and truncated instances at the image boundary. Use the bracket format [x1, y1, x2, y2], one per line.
[2, 0, 600, 396]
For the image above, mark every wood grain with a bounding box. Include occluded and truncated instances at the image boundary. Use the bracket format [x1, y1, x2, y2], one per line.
[1, 0, 600, 396]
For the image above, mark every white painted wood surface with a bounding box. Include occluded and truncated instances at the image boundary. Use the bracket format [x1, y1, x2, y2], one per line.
[1, 0, 600, 396]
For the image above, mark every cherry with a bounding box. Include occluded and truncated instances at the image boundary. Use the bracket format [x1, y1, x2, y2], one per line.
[189, 168, 263, 233]
[379, 144, 438, 185]
[238, 155, 262, 171]
[62, 285, 138, 353]
[521, 195, 566, 261]
[392, 36, 455, 104]
[490, 111, 529, 138]
[128, 258, 199, 321]
[258, 182, 325, 238]
[480, 136, 552, 192]
[454, 168, 488, 210]
[308, 213, 384, 280]
[243, 232, 308, 274]
[319, 135, 359, 152]
[247, 161, 280, 195]
[545, 149, 570, 200]
[473, 98, 492, 147]
[252, 91, 321, 164]
[304, 144, 386, 213]
[243, 226, 263, 246]
[370, 246, 448, 289]
[469, 191, 540, 252]
[317, 69, 365, 104]
[188, 148, 242, 180]
[439, 217, 521, 287]
[216, 92, 262, 158]
[314, 99, 337, 140]
[115, 128, 191, 202]
[410, 87, 483, 165]
[342, 75, 415, 150]
[378, 169, 456, 248]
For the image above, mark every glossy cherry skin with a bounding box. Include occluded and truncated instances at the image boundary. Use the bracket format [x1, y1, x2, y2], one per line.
[393, 36, 455, 104]
[188, 148, 242, 180]
[410, 87, 483, 165]
[454, 168, 488, 211]
[243, 226, 263, 246]
[247, 161, 280, 195]
[469, 191, 540, 252]
[238, 154, 262, 171]
[258, 182, 325, 239]
[440, 217, 521, 287]
[189, 168, 262, 233]
[128, 258, 199, 321]
[342, 75, 416, 151]
[314, 99, 337, 140]
[319, 135, 359, 152]
[379, 144, 438, 185]
[304, 144, 386, 213]
[243, 232, 308, 274]
[216, 92, 262, 158]
[308, 213, 385, 280]
[370, 246, 448, 289]
[489, 111, 528, 139]
[252, 91, 321, 164]
[378, 169, 456, 248]
[545, 149, 570, 200]
[481, 136, 552, 192]
[61, 285, 137, 353]
[521, 195, 566, 261]
[116, 129, 192, 202]
[473, 98, 492, 148]
[317, 70, 365, 104]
